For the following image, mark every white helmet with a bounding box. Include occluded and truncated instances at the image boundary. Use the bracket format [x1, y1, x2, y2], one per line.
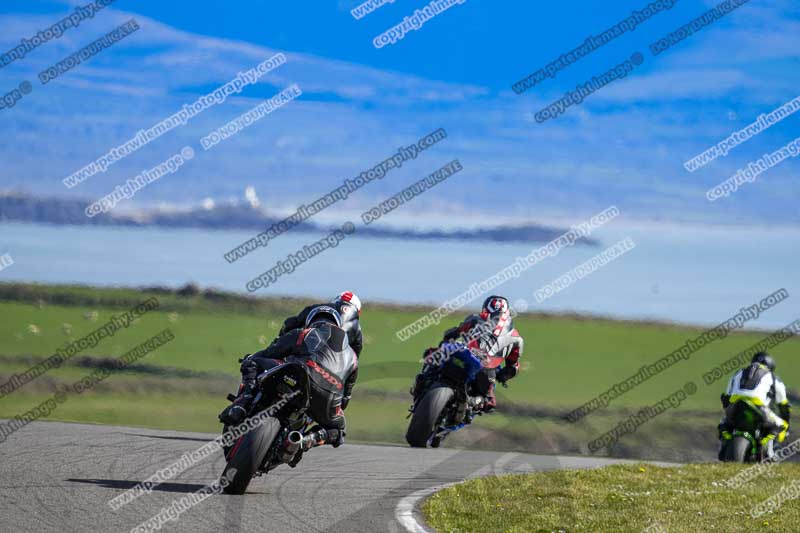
[334, 291, 362, 316]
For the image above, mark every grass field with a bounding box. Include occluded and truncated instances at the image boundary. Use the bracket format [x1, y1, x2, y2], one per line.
[1, 282, 798, 458]
[423, 463, 800, 532]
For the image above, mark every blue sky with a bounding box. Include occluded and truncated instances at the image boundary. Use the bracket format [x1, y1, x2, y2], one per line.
[0, 0, 798, 227]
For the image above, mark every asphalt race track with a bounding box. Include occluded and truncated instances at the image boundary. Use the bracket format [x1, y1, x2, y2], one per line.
[0, 421, 643, 532]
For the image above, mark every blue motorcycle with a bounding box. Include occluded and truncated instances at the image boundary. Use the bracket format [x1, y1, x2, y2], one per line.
[406, 342, 490, 448]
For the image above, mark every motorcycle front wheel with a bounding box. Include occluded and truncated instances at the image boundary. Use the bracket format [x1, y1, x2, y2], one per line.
[724, 435, 753, 463]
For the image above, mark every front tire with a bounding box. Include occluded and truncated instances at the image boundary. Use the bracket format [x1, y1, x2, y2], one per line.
[406, 386, 454, 448]
[724, 435, 752, 463]
[221, 416, 282, 494]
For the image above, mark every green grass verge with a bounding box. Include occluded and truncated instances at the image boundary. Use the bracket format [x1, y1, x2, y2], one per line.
[1, 283, 798, 456]
[423, 463, 800, 532]
[0, 390, 414, 444]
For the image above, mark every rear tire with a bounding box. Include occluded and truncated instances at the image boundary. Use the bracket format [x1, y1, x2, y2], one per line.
[221, 417, 282, 495]
[406, 386, 454, 448]
[724, 435, 752, 463]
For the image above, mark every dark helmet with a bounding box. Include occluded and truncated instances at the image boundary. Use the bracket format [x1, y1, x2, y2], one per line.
[751, 351, 776, 371]
[479, 295, 511, 337]
[305, 305, 342, 328]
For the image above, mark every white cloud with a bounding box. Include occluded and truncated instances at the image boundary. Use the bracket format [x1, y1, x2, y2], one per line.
[0, 0, 797, 227]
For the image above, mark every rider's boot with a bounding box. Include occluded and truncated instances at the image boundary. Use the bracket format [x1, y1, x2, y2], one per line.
[219, 384, 255, 425]
[219, 357, 258, 425]
[324, 428, 345, 448]
[483, 386, 497, 413]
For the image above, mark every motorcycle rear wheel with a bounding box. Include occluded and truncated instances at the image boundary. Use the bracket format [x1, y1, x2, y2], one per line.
[221, 416, 282, 494]
[406, 385, 454, 448]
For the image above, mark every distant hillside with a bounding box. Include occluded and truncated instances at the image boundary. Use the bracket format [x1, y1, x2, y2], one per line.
[0, 192, 597, 246]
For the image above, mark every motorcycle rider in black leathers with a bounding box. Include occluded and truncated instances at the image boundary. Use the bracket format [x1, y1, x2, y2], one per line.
[412, 295, 524, 411]
[277, 291, 363, 357]
[219, 306, 358, 449]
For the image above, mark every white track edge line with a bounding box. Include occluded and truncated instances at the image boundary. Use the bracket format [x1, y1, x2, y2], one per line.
[395, 481, 461, 533]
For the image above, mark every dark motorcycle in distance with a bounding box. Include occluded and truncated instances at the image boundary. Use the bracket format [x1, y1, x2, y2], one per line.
[406, 341, 495, 448]
[219, 361, 331, 495]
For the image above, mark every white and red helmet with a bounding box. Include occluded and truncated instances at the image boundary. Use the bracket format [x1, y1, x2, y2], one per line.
[334, 291, 362, 316]
[480, 295, 510, 337]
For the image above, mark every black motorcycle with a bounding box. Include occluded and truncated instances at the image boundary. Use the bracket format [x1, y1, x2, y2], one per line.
[220, 361, 330, 494]
[720, 400, 786, 463]
[406, 342, 493, 448]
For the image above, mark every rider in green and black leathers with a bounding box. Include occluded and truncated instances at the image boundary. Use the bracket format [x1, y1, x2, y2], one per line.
[219, 306, 358, 448]
[718, 351, 791, 460]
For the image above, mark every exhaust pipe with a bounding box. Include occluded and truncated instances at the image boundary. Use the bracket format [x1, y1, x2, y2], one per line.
[279, 431, 304, 463]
